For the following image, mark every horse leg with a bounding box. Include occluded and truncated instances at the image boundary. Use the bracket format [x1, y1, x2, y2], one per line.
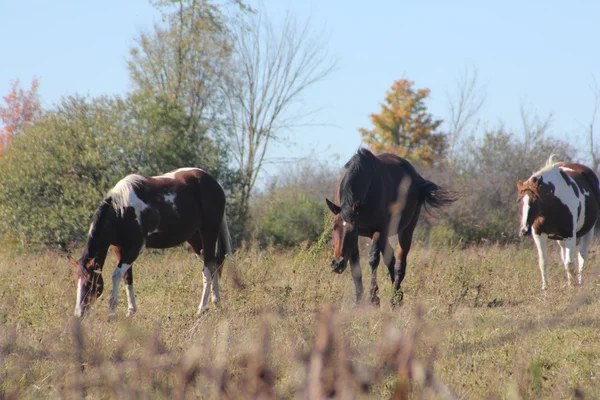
[532, 233, 549, 290]
[211, 267, 221, 304]
[368, 233, 382, 306]
[194, 226, 220, 315]
[561, 237, 577, 286]
[350, 248, 363, 304]
[577, 227, 594, 285]
[123, 267, 137, 317]
[391, 214, 419, 306]
[109, 242, 143, 316]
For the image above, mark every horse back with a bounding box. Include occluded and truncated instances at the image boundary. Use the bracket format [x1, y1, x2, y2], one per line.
[559, 163, 600, 235]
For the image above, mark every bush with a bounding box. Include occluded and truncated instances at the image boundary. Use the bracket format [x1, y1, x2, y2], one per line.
[0, 94, 231, 247]
[251, 159, 338, 248]
[445, 126, 576, 244]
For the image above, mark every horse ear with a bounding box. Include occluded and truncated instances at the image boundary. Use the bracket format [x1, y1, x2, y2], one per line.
[68, 256, 79, 268]
[325, 198, 341, 215]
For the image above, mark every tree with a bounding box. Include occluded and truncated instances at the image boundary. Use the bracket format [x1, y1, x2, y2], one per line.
[224, 6, 337, 216]
[0, 93, 233, 247]
[445, 66, 486, 168]
[359, 79, 446, 167]
[584, 77, 600, 173]
[447, 111, 576, 244]
[0, 78, 41, 151]
[127, 0, 248, 137]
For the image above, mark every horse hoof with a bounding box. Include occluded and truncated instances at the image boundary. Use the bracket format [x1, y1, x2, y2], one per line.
[390, 290, 404, 307]
[126, 309, 136, 317]
[371, 296, 381, 307]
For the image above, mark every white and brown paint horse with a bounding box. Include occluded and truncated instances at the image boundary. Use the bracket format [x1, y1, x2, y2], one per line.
[326, 148, 456, 306]
[517, 159, 600, 289]
[70, 167, 232, 318]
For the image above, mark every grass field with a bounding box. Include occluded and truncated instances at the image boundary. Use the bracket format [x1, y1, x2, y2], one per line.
[1, 239, 600, 399]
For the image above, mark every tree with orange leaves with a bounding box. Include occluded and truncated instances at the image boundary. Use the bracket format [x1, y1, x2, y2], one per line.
[0, 79, 41, 151]
[359, 79, 446, 166]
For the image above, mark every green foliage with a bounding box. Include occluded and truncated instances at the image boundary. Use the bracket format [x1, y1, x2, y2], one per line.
[0, 94, 230, 247]
[255, 188, 325, 248]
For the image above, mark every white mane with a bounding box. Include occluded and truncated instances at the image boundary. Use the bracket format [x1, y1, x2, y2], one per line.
[530, 155, 561, 179]
[108, 175, 147, 216]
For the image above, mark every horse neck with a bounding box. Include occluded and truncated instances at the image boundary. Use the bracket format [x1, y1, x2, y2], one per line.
[342, 163, 372, 206]
[82, 203, 115, 270]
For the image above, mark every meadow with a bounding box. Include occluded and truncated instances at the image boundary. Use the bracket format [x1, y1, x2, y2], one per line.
[1, 238, 599, 399]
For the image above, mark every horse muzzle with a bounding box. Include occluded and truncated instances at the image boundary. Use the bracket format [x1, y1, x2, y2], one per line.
[331, 258, 347, 274]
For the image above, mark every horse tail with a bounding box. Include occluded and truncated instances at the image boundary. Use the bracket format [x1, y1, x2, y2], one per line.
[582, 167, 600, 210]
[216, 211, 232, 271]
[417, 179, 458, 211]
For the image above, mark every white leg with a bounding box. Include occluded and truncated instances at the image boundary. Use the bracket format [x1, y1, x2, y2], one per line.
[532, 233, 548, 290]
[109, 263, 131, 315]
[211, 273, 220, 304]
[74, 278, 85, 317]
[125, 284, 137, 316]
[563, 238, 577, 286]
[557, 241, 567, 264]
[197, 267, 212, 315]
[577, 227, 594, 285]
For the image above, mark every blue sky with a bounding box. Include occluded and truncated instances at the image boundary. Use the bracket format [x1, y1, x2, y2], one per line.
[1, 0, 599, 183]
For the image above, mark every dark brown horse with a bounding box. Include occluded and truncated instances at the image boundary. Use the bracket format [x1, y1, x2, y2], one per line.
[70, 167, 232, 318]
[326, 148, 456, 306]
[517, 158, 600, 289]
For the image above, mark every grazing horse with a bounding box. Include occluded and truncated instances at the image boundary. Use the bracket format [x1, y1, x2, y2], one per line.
[517, 158, 600, 289]
[325, 148, 456, 306]
[70, 167, 232, 318]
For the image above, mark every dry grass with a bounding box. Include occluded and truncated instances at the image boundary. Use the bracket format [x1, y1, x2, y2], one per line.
[1, 240, 600, 399]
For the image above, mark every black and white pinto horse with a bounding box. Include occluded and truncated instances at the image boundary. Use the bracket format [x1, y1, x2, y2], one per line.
[70, 167, 232, 317]
[326, 148, 456, 306]
[517, 158, 600, 289]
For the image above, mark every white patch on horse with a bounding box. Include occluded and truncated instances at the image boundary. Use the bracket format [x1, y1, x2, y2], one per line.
[74, 278, 85, 317]
[198, 267, 213, 314]
[109, 263, 132, 315]
[109, 175, 149, 224]
[156, 167, 203, 180]
[162, 192, 178, 214]
[520, 194, 530, 232]
[541, 166, 583, 234]
[125, 284, 137, 316]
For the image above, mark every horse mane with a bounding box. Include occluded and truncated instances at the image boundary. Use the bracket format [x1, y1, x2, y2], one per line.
[340, 148, 378, 206]
[530, 155, 561, 178]
[108, 175, 147, 216]
[78, 199, 114, 281]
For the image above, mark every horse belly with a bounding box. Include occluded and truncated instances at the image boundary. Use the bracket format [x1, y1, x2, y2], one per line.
[145, 217, 197, 249]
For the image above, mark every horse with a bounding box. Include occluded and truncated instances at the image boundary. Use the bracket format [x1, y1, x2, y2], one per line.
[517, 158, 600, 290]
[325, 148, 456, 306]
[69, 167, 232, 318]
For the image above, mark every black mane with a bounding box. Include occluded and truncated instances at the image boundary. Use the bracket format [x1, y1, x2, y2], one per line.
[80, 197, 113, 265]
[339, 149, 380, 220]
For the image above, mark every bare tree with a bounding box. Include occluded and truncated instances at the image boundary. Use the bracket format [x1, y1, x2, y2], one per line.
[445, 65, 486, 167]
[224, 6, 337, 211]
[585, 77, 600, 173]
[519, 101, 553, 154]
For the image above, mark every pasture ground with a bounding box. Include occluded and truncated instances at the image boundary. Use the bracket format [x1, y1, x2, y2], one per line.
[1, 240, 600, 399]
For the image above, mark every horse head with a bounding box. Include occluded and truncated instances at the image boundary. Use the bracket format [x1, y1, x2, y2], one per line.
[517, 177, 543, 237]
[70, 256, 105, 317]
[326, 198, 359, 274]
